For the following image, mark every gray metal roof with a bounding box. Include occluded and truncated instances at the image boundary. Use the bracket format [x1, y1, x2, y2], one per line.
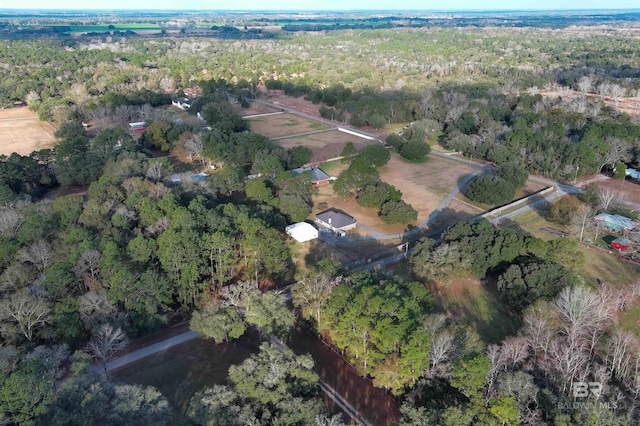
[316, 209, 356, 229]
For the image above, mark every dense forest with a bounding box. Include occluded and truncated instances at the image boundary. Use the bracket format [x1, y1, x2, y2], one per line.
[2, 9, 640, 426]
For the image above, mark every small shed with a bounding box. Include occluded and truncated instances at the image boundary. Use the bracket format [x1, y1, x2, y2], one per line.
[285, 222, 318, 243]
[129, 121, 146, 132]
[612, 237, 632, 251]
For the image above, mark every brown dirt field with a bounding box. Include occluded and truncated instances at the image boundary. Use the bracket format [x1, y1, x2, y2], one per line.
[0, 108, 56, 156]
[379, 154, 480, 221]
[277, 129, 378, 163]
[428, 198, 482, 230]
[246, 113, 324, 139]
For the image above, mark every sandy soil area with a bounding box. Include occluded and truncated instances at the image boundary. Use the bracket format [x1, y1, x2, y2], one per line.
[0, 108, 56, 156]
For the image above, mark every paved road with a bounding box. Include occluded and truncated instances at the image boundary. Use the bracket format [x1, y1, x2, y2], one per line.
[92, 330, 199, 373]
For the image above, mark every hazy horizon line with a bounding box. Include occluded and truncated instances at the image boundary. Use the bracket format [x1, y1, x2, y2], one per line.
[1, 7, 640, 12]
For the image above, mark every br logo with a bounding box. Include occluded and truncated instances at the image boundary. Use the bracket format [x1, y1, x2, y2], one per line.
[573, 382, 602, 398]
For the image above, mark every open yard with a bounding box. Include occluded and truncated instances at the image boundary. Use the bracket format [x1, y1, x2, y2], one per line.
[0, 108, 56, 156]
[245, 113, 326, 139]
[379, 154, 480, 223]
[278, 129, 378, 163]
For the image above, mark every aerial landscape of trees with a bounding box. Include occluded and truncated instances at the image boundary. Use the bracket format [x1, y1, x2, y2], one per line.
[2, 8, 640, 425]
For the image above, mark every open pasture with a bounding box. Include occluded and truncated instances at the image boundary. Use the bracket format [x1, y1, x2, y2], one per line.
[245, 113, 324, 139]
[0, 108, 56, 156]
[277, 129, 377, 163]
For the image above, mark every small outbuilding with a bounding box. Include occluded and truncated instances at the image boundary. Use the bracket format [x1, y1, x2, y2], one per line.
[595, 213, 637, 233]
[612, 237, 632, 251]
[315, 208, 357, 232]
[285, 222, 319, 243]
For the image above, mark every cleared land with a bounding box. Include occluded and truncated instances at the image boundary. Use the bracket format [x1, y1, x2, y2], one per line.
[379, 154, 480, 222]
[0, 108, 56, 156]
[246, 113, 326, 139]
[278, 129, 377, 163]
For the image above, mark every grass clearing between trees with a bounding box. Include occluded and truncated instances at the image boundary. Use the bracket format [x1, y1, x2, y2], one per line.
[429, 275, 520, 344]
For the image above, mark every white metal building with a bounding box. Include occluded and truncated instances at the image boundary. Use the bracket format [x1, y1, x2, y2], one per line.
[285, 222, 318, 243]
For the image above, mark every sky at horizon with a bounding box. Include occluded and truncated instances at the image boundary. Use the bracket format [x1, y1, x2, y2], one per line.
[1, 0, 640, 11]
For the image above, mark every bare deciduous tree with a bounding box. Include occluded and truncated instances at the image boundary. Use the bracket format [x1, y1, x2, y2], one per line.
[0, 207, 23, 237]
[577, 76, 593, 99]
[443, 91, 469, 124]
[183, 133, 204, 162]
[79, 291, 117, 331]
[598, 187, 620, 212]
[609, 84, 626, 108]
[429, 330, 455, 376]
[74, 249, 102, 280]
[88, 323, 129, 373]
[597, 82, 610, 101]
[0, 290, 50, 341]
[570, 204, 596, 242]
[599, 137, 631, 173]
[17, 240, 53, 278]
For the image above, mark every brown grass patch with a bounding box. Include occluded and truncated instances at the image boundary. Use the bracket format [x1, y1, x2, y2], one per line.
[429, 275, 520, 343]
[379, 154, 480, 222]
[245, 113, 323, 138]
[0, 108, 56, 156]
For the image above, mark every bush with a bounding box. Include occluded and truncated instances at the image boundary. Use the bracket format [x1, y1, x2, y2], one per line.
[464, 174, 515, 205]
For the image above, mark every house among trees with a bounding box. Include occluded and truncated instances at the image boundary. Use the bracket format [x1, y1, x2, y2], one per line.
[595, 213, 638, 233]
[315, 208, 357, 235]
[171, 97, 192, 110]
[291, 167, 334, 186]
[285, 222, 319, 243]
